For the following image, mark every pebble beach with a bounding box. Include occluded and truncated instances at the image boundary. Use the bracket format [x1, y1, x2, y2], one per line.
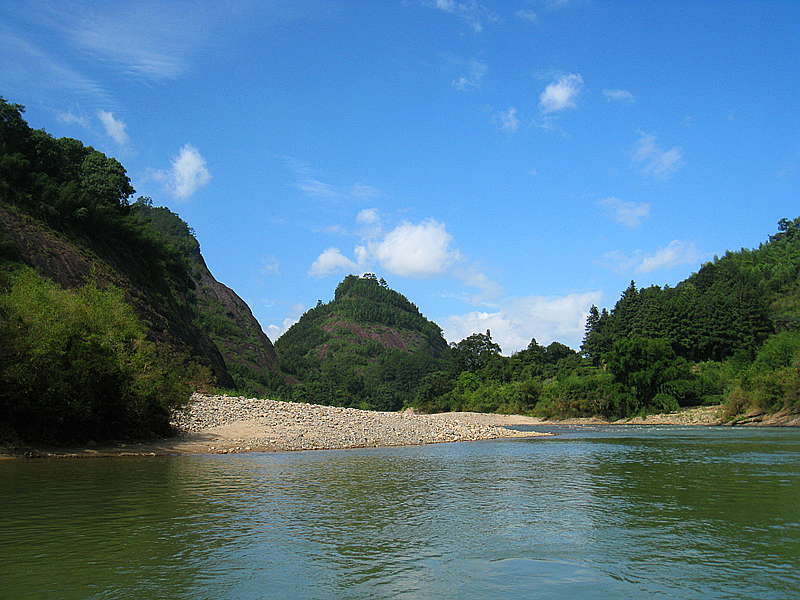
[6, 394, 731, 459]
[168, 393, 549, 454]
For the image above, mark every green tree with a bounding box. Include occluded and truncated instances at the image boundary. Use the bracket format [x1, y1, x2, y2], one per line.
[450, 330, 502, 372]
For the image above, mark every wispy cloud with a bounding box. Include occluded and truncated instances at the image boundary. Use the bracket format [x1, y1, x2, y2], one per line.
[453, 58, 487, 91]
[603, 89, 635, 103]
[422, 0, 499, 32]
[633, 131, 683, 179]
[261, 254, 280, 276]
[515, 9, 538, 23]
[0, 28, 113, 106]
[152, 143, 211, 200]
[539, 73, 583, 114]
[97, 110, 129, 145]
[495, 107, 520, 132]
[56, 109, 90, 127]
[283, 158, 382, 201]
[601, 240, 706, 274]
[599, 196, 651, 228]
[298, 179, 341, 199]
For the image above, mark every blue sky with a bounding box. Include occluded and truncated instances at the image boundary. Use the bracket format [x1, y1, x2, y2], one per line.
[2, 0, 799, 353]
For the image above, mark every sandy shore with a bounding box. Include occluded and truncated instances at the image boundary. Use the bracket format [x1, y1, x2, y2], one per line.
[1, 396, 739, 459]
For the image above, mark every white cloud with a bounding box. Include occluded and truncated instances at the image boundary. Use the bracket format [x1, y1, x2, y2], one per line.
[356, 208, 380, 225]
[350, 182, 379, 198]
[635, 240, 704, 273]
[603, 89, 635, 102]
[297, 179, 341, 199]
[308, 214, 499, 303]
[97, 110, 129, 145]
[56, 110, 89, 127]
[495, 107, 520, 133]
[445, 291, 603, 353]
[453, 58, 487, 91]
[424, 0, 498, 32]
[308, 247, 359, 278]
[153, 143, 211, 200]
[601, 240, 706, 274]
[515, 9, 538, 22]
[539, 73, 583, 114]
[599, 196, 651, 227]
[371, 219, 459, 278]
[266, 303, 305, 341]
[261, 254, 280, 276]
[291, 172, 381, 201]
[633, 132, 683, 179]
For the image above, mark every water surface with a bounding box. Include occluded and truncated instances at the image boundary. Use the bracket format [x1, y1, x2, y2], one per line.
[3, 426, 799, 599]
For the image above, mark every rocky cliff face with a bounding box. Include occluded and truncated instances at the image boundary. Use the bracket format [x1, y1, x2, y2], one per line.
[135, 204, 285, 395]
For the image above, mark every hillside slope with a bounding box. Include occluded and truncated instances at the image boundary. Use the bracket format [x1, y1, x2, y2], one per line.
[275, 274, 448, 411]
[137, 203, 285, 396]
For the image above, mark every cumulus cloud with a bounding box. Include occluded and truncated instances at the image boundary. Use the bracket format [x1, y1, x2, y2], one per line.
[599, 196, 651, 227]
[603, 89, 635, 102]
[495, 107, 520, 132]
[453, 58, 487, 91]
[371, 219, 459, 278]
[633, 132, 683, 179]
[357, 208, 380, 225]
[153, 143, 211, 200]
[539, 73, 583, 114]
[309, 247, 359, 277]
[601, 240, 706, 274]
[308, 212, 499, 303]
[445, 291, 603, 353]
[97, 110, 129, 145]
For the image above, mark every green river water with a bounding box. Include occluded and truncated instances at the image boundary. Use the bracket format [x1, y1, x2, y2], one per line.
[2, 425, 799, 599]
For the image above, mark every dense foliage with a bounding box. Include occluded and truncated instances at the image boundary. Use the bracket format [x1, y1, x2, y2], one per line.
[412, 218, 800, 421]
[275, 274, 447, 411]
[0, 269, 209, 442]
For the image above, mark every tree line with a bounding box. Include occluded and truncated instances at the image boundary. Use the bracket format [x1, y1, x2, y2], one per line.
[410, 217, 800, 420]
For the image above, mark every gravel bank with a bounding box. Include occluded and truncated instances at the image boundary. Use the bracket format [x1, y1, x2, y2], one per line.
[4, 397, 729, 459]
[167, 394, 548, 454]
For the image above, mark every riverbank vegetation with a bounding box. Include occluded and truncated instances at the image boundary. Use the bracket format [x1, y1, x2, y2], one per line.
[410, 217, 800, 421]
[0, 268, 208, 442]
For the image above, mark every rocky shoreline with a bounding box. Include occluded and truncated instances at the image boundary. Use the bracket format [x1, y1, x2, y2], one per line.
[7, 394, 795, 459]
[167, 394, 549, 454]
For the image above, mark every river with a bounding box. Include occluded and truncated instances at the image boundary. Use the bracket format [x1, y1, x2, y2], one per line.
[2, 425, 799, 599]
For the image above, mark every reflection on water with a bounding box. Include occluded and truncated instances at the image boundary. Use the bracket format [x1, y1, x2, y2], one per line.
[2, 427, 799, 600]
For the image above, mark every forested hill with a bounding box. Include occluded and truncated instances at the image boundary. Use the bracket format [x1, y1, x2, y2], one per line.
[274, 274, 448, 411]
[583, 216, 800, 366]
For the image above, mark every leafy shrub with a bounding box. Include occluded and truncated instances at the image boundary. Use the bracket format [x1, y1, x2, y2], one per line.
[0, 268, 210, 442]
